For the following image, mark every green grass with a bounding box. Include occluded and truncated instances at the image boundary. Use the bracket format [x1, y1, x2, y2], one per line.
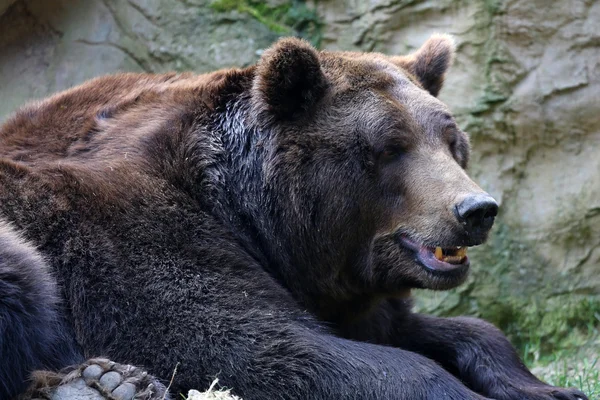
[532, 356, 600, 398]
[518, 309, 599, 398]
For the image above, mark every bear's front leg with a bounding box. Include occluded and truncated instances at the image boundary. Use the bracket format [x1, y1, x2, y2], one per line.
[20, 358, 169, 400]
[393, 313, 588, 400]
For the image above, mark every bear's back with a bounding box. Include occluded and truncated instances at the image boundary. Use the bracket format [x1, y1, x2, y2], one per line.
[0, 71, 241, 214]
[0, 72, 223, 167]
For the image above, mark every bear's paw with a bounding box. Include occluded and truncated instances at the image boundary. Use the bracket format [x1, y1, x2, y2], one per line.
[21, 358, 169, 400]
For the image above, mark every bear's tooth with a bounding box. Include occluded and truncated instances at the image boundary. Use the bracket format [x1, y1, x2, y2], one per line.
[456, 247, 467, 258]
[434, 247, 443, 260]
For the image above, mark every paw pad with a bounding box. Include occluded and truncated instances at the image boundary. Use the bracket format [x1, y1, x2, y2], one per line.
[32, 358, 168, 400]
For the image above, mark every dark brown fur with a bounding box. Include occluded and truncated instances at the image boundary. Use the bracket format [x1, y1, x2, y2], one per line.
[0, 36, 587, 400]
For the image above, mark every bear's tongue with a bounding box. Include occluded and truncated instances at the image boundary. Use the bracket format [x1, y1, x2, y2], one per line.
[433, 246, 468, 264]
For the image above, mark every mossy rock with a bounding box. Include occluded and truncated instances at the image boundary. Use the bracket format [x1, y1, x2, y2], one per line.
[210, 0, 322, 46]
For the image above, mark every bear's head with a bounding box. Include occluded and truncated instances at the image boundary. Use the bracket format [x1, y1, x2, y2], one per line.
[223, 35, 497, 314]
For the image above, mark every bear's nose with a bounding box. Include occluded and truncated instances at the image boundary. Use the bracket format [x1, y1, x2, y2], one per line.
[454, 194, 498, 237]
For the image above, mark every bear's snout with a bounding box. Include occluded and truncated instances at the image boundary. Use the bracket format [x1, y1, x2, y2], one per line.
[454, 193, 498, 242]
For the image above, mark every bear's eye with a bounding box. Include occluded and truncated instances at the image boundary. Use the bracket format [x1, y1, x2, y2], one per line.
[380, 145, 404, 163]
[444, 127, 459, 153]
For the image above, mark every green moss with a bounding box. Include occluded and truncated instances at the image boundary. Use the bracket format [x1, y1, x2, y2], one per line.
[482, 0, 504, 16]
[460, 0, 522, 143]
[210, 0, 239, 12]
[498, 296, 600, 364]
[210, 0, 322, 46]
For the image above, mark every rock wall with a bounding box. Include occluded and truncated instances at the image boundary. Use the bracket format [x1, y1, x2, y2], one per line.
[1, 0, 598, 358]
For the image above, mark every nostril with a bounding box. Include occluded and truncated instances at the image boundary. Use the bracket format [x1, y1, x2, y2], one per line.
[483, 205, 498, 219]
[454, 194, 499, 231]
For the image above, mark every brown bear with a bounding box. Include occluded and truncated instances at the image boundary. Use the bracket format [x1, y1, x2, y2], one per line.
[0, 35, 588, 400]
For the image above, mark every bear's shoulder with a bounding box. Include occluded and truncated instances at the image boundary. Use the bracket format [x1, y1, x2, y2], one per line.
[0, 71, 248, 216]
[0, 70, 251, 168]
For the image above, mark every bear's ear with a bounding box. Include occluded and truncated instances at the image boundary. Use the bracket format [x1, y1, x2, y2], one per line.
[252, 37, 329, 120]
[391, 34, 456, 97]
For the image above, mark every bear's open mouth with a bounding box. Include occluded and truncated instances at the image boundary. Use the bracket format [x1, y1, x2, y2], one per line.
[398, 235, 470, 272]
